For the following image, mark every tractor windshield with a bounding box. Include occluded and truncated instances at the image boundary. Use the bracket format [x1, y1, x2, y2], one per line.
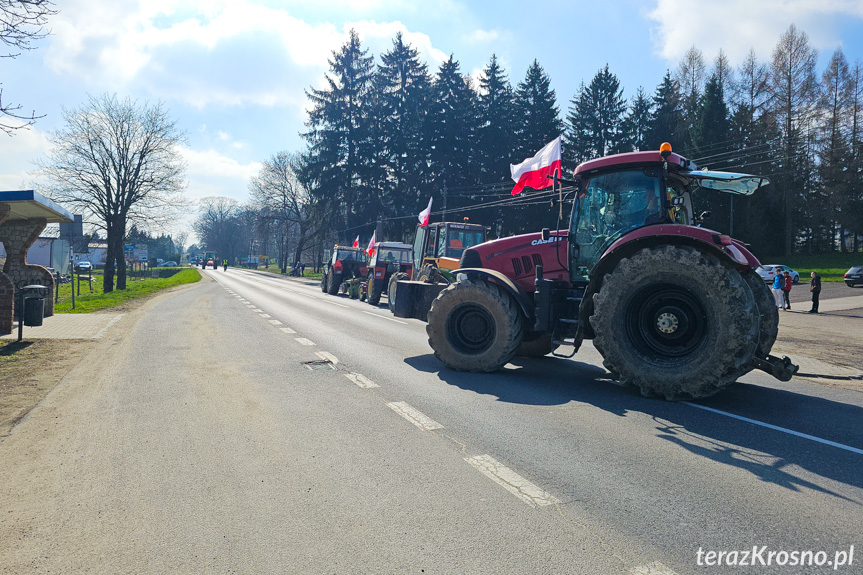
[372, 248, 411, 266]
[438, 227, 485, 258]
[684, 170, 768, 195]
[570, 170, 666, 281]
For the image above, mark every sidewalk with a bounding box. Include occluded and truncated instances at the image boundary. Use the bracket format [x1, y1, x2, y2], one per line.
[805, 293, 863, 314]
[1, 313, 124, 340]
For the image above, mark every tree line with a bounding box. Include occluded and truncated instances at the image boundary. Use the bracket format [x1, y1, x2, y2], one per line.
[244, 24, 862, 262]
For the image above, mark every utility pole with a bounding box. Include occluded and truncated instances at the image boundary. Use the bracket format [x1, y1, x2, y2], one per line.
[442, 183, 448, 221]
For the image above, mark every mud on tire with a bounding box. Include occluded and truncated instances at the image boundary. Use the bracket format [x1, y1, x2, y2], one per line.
[590, 245, 759, 400]
[426, 279, 523, 372]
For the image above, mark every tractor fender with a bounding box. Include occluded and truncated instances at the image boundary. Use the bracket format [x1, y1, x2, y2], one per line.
[455, 268, 534, 321]
[578, 228, 760, 340]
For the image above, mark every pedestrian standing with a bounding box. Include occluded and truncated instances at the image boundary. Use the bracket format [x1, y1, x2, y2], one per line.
[301, 262, 306, 276]
[771, 270, 784, 309]
[809, 271, 821, 313]
[782, 270, 792, 310]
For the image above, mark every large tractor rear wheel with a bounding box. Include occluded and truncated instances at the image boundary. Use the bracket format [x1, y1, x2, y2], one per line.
[326, 270, 340, 295]
[426, 279, 523, 372]
[368, 276, 384, 306]
[590, 245, 759, 400]
[387, 272, 409, 312]
[320, 272, 328, 292]
[417, 263, 446, 284]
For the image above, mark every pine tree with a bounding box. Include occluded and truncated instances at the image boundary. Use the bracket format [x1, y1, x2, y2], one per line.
[647, 71, 685, 150]
[564, 64, 627, 164]
[373, 32, 432, 238]
[623, 87, 652, 151]
[693, 73, 732, 231]
[769, 24, 819, 256]
[511, 60, 563, 233]
[676, 46, 706, 150]
[302, 29, 376, 240]
[426, 55, 479, 218]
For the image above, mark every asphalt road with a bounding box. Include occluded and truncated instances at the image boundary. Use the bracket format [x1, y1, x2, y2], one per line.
[1, 268, 860, 575]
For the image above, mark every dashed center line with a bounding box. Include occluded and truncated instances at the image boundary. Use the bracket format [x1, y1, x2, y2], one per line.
[269, 319, 282, 325]
[344, 373, 379, 389]
[387, 401, 443, 431]
[464, 454, 560, 508]
[326, 301, 349, 308]
[252, 308, 263, 313]
[315, 351, 339, 364]
[279, 327, 296, 334]
[295, 338, 316, 346]
[259, 313, 271, 318]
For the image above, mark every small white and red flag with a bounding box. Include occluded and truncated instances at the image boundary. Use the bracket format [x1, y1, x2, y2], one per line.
[418, 197, 433, 226]
[366, 231, 377, 257]
[510, 136, 562, 195]
[352, 235, 359, 248]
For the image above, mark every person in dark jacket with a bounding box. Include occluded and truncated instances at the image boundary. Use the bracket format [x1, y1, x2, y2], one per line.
[782, 270, 793, 310]
[809, 271, 821, 313]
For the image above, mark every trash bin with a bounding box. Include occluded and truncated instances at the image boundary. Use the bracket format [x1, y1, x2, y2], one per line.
[17, 285, 47, 327]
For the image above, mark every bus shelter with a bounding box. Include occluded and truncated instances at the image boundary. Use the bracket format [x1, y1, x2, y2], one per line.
[0, 190, 74, 335]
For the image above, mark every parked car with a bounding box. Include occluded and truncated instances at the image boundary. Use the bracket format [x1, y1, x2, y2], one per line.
[756, 264, 799, 284]
[76, 261, 93, 273]
[845, 265, 863, 287]
[162, 261, 178, 267]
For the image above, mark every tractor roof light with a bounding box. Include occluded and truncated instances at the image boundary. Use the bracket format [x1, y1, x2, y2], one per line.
[660, 142, 672, 159]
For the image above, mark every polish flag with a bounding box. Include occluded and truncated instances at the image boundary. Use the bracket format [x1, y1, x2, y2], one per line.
[352, 235, 359, 248]
[418, 197, 433, 226]
[510, 137, 562, 195]
[366, 231, 377, 257]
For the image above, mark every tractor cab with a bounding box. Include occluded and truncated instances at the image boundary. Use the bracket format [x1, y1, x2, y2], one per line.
[369, 242, 413, 276]
[569, 145, 768, 282]
[412, 221, 487, 279]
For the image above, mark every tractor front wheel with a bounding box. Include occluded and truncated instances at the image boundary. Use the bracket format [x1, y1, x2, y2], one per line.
[388, 272, 409, 312]
[426, 279, 523, 372]
[515, 332, 556, 358]
[326, 271, 340, 295]
[368, 276, 384, 305]
[590, 245, 759, 400]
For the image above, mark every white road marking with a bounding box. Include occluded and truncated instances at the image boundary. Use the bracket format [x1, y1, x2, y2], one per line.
[252, 308, 263, 313]
[259, 313, 271, 318]
[301, 294, 318, 299]
[682, 402, 863, 456]
[327, 301, 349, 308]
[279, 327, 296, 334]
[315, 351, 339, 364]
[464, 454, 560, 508]
[269, 319, 282, 325]
[386, 401, 443, 431]
[295, 338, 316, 346]
[344, 373, 379, 389]
[630, 562, 680, 575]
[362, 311, 407, 324]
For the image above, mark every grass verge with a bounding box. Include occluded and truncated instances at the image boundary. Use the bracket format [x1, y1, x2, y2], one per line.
[775, 253, 863, 283]
[54, 268, 201, 313]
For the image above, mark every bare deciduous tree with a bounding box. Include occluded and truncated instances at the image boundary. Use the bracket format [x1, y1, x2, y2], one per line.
[250, 151, 319, 272]
[1, 0, 57, 134]
[40, 93, 187, 292]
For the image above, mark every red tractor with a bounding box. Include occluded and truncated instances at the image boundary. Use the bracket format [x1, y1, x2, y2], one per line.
[420, 144, 796, 400]
[320, 246, 368, 295]
[366, 242, 413, 306]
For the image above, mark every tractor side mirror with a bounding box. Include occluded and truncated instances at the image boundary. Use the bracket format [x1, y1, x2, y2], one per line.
[541, 228, 550, 241]
[696, 210, 711, 225]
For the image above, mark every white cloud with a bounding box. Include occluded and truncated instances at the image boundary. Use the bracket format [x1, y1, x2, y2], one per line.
[0, 128, 52, 191]
[41, 0, 449, 109]
[179, 146, 261, 203]
[464, 29, 500, 44]
[647, 0, 863, 63]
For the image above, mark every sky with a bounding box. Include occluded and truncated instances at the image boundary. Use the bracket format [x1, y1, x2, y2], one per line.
[2, 0, 863, 241]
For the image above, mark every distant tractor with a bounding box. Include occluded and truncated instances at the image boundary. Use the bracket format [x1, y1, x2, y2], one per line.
[417, 144, 796, 400]
[389, 220, 488, 319]
[320, 246, 368, 295]
[202, 251, 217, 269]
[366, 242, 413, 306]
